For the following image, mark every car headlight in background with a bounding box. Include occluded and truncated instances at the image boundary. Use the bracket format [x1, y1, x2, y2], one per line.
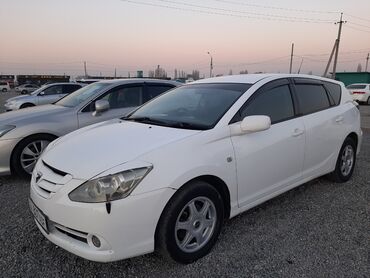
[69, 167, 152, 203]
[0, 125, 16, 137]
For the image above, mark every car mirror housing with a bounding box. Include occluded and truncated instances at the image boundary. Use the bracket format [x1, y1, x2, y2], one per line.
[240, 115, 271, 133]
[93, 100, 110, 116]
[39, 91, 45, 96]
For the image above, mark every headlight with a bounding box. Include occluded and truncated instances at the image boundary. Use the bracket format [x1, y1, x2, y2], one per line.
[69, 167, 152, 203]
[0, 125, 16, 137]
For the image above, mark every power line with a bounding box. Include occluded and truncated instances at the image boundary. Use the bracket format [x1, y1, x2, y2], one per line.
[345, 25, 370, 34]
[348, 21, 370, 29]
[120, 0, 334, 23]
[346, 13, 370, 23]
[210, 0, 338, 14]
[153, 0, 335, 22]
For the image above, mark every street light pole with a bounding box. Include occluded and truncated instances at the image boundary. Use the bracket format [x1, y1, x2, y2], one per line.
[207, 52, 213, 78]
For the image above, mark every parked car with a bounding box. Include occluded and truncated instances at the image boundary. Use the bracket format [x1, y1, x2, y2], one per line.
[0, 82, 11, 92]
[347, 83, 370, 105]
[5, 83, 84, 111]
[0, 79, 180, 176]
[15, 84, 40, 94]
[29, 74, 362, 263]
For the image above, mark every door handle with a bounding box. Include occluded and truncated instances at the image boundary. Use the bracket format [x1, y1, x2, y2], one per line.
[335, 116, 344, 123]
[292, 128, 304, 137]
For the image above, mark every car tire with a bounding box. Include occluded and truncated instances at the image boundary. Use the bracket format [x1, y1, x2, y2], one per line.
[21, 90, 27, 94]
[2, 88, 7, 92]
[367, 97, 370, 106]
[156, 180, 224, 264]
[328, 137, 357, 183]
[20, 103, 35, 109]
[11, 134, 56, 177]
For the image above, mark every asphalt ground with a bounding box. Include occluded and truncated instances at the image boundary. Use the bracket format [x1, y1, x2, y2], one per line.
[0, 90, 369, 277]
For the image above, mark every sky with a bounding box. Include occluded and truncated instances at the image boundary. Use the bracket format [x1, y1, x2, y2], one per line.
[0, 0, 370, 78]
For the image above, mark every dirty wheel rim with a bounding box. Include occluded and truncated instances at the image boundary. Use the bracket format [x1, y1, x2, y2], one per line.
[20, 140, 50, 174]
[175, 197, 217, 253]
[340, 145, 354, 177]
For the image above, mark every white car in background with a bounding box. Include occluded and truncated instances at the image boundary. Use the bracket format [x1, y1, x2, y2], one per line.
[347, 83, 370, 105]
[15, 84, 40, 94]
[30, 74, 362, 264]
[0, 82, 11, 92]
[5, 83, 84, 111]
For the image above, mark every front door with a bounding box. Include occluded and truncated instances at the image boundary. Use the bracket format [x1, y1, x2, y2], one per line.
[230, 79, 305, 208]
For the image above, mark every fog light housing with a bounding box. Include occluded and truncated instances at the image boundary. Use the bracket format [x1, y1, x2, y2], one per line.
[91, 235, 101, 248]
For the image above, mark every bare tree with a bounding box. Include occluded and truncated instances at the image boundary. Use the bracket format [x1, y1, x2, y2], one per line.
[229, 69, 233, 75]
[357, 63, 362, 72]
[239, 69, 248, 74]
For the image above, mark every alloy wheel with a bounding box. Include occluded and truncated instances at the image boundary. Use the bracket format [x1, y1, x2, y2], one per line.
[20, 140, 50, 174]
[340, 145, 354, 177]
[175, 197, 217, 253]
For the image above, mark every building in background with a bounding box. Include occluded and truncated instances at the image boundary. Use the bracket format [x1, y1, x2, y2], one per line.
[0, 75, 15, 87]
[335, 72, 370, 86]
[16, 75, 70, 86]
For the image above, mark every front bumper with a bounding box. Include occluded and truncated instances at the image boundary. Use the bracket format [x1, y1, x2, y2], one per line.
[0, 138, 21, 175]
[29, 164, 175, 262]
[4, 102, 18, 111]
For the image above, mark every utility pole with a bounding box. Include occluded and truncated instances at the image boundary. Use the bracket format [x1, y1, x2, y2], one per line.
[207, 52, 213, 78]
[84, 61, 88, 77]
[332, 13, 346, 79]
[323, 40, 337, 77]
[297, 57, 304, 74]
[289, 43, 294, 74]
[114, 68, 117, 78]
[366, 53, 369, 72]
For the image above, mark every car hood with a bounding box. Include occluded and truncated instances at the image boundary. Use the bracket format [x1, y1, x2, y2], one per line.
[42, 121, 201, 179]
[0, 104, 70, 125]
[6, 95, 34, 102]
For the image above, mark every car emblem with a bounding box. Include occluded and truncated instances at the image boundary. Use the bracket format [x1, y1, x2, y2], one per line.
[35, 171, 43, 183]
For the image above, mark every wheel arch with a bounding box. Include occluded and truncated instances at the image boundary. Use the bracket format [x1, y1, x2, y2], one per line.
[20, 102, 36, 108]
[10, 132, 58, 173]
[346, 132, 358, 150]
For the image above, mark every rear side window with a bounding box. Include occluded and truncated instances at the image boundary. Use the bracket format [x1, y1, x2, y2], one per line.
[324, 81, 341, 106]
[295, 84, 330, 115]
[63, 84, 82, 94]
[143, 85, 174, 103]
[241, 85, 295, 124]
[347, 84, 366, 89]
[0, 82, 6, 86]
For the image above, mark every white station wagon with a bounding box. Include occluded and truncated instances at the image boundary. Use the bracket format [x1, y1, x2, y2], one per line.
[30, 74, 362, 264]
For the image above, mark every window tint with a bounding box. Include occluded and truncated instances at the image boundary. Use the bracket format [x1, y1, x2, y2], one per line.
[144, 85, 174, 102]
[324, 81, 341, 105]
[346, 84, 366, 89]
[0, 82, 6, 86]
[240, 85, 294, 124]
[98, 86, 142, 110]
[295, 84, 330, 115]
[42, 85, 63, 95]
[63, 84, 82, 94]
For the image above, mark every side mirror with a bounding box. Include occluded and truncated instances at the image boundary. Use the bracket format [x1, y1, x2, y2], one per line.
[240, 115, 271, 133]
[39, 91, 45, 96]
[93, 100, 110, 116]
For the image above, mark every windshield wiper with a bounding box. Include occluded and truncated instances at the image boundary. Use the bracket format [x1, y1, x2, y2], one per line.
[124, 117, 170, 126]
[165, 121, 208, 130]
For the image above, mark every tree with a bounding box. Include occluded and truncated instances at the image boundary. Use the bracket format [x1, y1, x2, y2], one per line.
[148, 70, 155, 78]
[192, 70, 200, 80]
[229, 69, 233, 75]
[239, 69, 248, 74]
[357, 63, 362, 72]
[174, 69, 178, 79]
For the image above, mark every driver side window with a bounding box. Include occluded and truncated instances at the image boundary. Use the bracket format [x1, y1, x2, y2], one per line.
[42, 85, 63, 95]
[240, 84, 295, 124]
[83, 85, 143, 112]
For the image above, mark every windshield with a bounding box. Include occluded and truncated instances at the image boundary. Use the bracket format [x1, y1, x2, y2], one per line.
[55, 82, 110, 107]
[126, 83, 251, 130]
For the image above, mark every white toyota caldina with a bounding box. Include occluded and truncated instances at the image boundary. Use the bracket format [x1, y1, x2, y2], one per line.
[30, 74, 362, 264]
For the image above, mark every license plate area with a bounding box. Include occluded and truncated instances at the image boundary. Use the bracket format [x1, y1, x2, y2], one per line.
[29, 199, 49, 234]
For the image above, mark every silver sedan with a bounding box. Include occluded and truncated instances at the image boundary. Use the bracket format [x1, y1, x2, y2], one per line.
[0, 79, 179, 176]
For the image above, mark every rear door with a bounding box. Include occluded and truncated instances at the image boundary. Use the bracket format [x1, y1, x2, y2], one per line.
[77, 83, 144, 128]
[292, 78, 345, 178]
[231, 79, 305, 207]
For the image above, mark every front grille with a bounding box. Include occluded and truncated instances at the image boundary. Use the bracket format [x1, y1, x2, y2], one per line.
[33, 161, 72, 199]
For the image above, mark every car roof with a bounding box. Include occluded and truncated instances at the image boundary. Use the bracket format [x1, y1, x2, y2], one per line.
[347, 83, 369, 85]
[191, 74, 343, 85]
[96, 78, 181, 86]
